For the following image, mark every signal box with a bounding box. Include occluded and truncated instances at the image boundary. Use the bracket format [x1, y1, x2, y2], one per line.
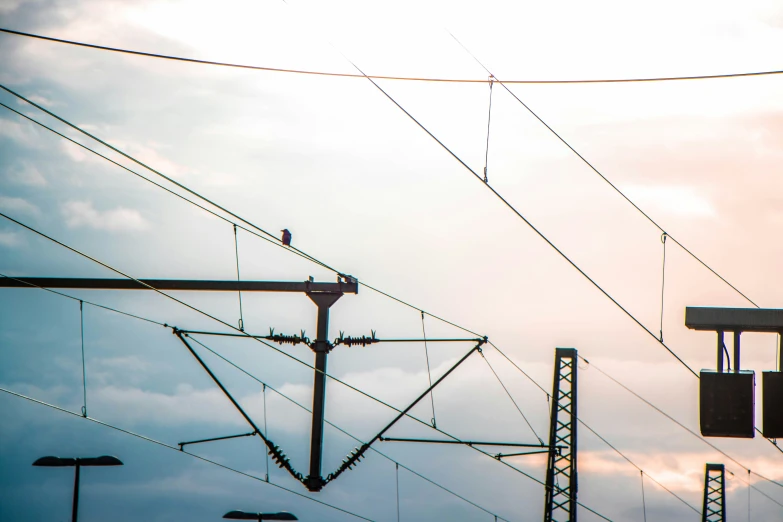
[763, 371, 783, 438]
[700, 370, 755, 438]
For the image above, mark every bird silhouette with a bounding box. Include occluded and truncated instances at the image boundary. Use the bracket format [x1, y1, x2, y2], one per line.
[281, 229, 292, 246]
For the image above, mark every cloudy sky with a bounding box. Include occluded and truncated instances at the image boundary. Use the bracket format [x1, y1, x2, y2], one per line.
[2, 0, 783, 520]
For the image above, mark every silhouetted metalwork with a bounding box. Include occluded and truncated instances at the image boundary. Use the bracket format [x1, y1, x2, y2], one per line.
[763, 370, 783, 437]
[0, 277, 358, 293]
[378, 437, 548, 448]
[178, 431, 256, 451]
[33, 455, 122, 522]
[683, 306, 783, 438]
[702, 463, 726, 522]
[8, 276, 482, 493]
[544, 348, 578, 522]
[175, 330, 305, 483]
[224, 510, 298, 520]
[324, 342, 484, 485]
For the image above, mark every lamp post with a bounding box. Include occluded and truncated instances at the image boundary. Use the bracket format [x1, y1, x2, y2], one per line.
[32, 455, 123, 522]
[223, 510, 298, 520]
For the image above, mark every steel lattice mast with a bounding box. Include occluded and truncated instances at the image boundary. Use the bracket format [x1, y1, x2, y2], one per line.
[702, 463, 726, 522]
[544, 347, 578, 522]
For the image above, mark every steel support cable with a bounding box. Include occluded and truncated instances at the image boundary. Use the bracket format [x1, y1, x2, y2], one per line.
[420, 311, 437, 428]
[483, 76, 494, 183]
[185, 335, 511, 521]
[0, 387, 374, 521]
[446, 32, 760, 310]
[335, 60, 698, 378]
[79, 300, 87, 417]
[2, 27, 783, 85]
[0, 91, 481, 339]
[479, 350, 544, 444]
[659, 233, 667, 342]
[578, 419, 700, 514]
[395, 463, 401, 522]
[233, 224, 245, 331]
[579, 355, 783, 490]
[640, 471, 647, 522]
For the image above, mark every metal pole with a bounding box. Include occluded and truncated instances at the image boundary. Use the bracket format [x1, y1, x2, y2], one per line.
[72, 462, 80, 522]
[717, 331, 724, 373]
[306, 292, 342, 491]
[734, 332, 741, 373]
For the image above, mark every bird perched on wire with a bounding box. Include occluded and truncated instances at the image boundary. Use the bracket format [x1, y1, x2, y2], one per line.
[281, 229, 292, 246]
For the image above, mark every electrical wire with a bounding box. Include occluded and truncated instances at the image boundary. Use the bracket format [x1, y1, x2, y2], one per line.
[2, 27, 782, 85]
[447, 31, 760, 310]
[579, 355, 783, 493]
[0, 88, 481, 341]
[0, 386, 375, 521]
[578, 419, 700, 514]
[328, 48, 699, 378]
[79, 300, 87, 417]
[479, 349, 544, 444]
[420, 311, 437, 428]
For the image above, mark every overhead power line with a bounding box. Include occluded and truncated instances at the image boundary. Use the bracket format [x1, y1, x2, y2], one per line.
[0, 387, 375, 521]
[2, 27, 782, 84]
[446, 31, 760, 309]
[0, 86, 481, 339]
[579, 355, 783, 495]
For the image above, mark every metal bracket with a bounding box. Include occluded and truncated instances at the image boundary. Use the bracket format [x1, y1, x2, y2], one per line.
[178, 431, 256, 451]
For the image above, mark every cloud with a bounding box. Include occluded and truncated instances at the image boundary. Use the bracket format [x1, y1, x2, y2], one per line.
[0, 196, 41, 217]
[0, 117, 44, 149]
[62, 200, 148, 231]
[0, 230, 23, 247]
[3, 162, 47, 186]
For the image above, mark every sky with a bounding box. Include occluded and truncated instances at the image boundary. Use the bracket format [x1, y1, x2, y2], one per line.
[1, 0, 783, 520]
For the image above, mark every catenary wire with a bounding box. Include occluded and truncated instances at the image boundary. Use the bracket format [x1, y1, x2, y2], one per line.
[488, 346, 782, 513]
[0, 386, 375, 521]
[0, 88, 481, 339]
[326, 51, 699, 378]
[479, 349, 544, 444]
[578, 419, 700, 514]
[1, 27, 782, 85]
[446, 31, 760, 309]
[4, 23, 772, 512]
[0, 23, 766, 325]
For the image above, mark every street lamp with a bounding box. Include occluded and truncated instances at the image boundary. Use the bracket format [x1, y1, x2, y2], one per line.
[33, 455, 123, 522]
[223, 510, 298, 520]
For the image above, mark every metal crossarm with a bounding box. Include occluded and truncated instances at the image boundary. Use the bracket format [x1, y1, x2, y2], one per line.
[544, 348, 578, 522]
